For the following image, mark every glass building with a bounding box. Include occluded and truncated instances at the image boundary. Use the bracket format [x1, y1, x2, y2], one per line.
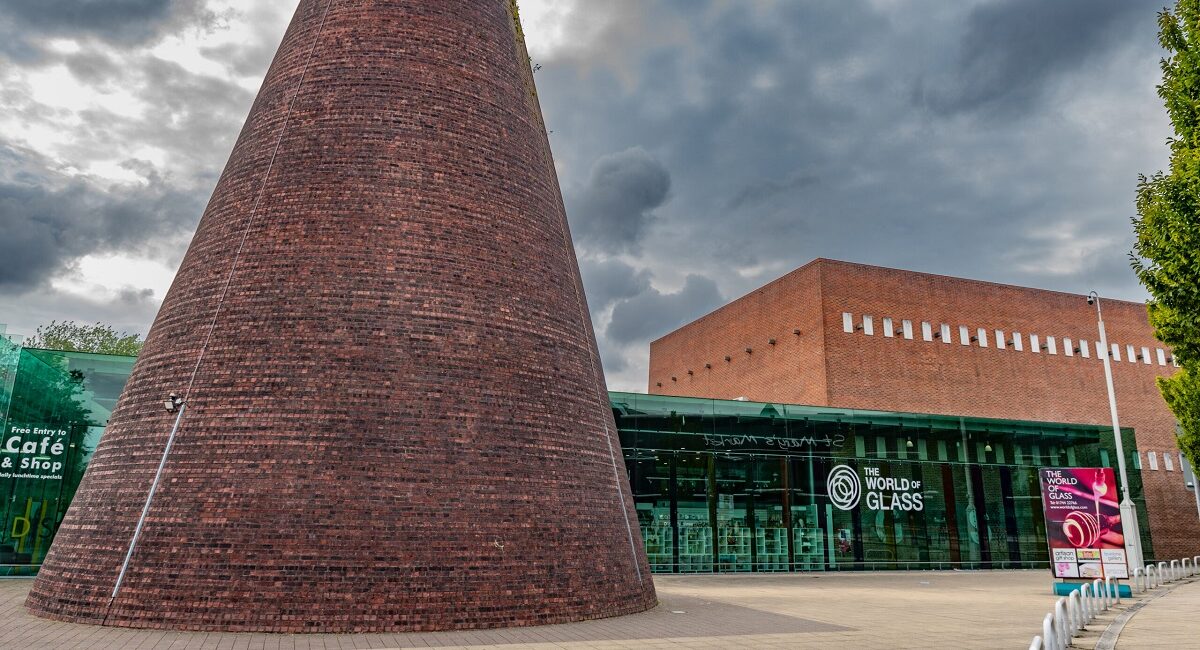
[0, 332, 1153, 575]
[0, 329, 137, 576]
[613, 392, 1153, 573]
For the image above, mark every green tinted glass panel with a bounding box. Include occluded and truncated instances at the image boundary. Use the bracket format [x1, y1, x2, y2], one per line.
[612, 391, 1152, 573]
[0, 347, 136, 575]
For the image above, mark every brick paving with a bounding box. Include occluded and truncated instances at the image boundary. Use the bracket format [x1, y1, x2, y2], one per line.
[2, 571, 1071, 648]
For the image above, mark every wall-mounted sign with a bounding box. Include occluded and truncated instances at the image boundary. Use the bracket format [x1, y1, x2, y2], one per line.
[0, 423, 69, 480]
[703, 432, 846, 453]
[828, 465, 861, 510]
[828, 464, 924, 512]
[1039, 467, 1128, 579]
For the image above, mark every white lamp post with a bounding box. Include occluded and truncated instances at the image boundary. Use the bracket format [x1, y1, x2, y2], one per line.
[1089, 291, 1144, 572]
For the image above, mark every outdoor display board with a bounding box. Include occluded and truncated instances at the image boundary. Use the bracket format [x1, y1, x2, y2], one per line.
[1038, 467, 1129, 579]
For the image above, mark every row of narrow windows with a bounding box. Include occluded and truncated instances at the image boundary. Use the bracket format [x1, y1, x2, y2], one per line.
[842, 312, 1178, 368]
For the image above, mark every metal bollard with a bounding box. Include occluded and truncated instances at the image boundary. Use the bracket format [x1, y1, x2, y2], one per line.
[1082, 583, 1095, 623]
[1146, 564, 1157, 589]
[1029, 635, 1043, 650]
[1054, 597, 1071, 646]
[1105, 576, 1120, 604]
[1043, 613, 1057, 650]
[1068, 590, 1083, 632]
[1171, 560, 1180, 581]
[1133, 567, 1144, 593]
[1159, 561, 1169, 583]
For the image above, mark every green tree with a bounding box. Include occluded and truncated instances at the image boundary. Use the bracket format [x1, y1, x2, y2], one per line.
[22, 321, 143, 357]
[1133, 1, 1200, 469]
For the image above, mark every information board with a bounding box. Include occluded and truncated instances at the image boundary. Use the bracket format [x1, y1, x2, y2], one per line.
[1039, 467, 1128, 579]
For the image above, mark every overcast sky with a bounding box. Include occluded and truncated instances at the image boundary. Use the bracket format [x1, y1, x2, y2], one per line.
[0, 0, 1172, 391]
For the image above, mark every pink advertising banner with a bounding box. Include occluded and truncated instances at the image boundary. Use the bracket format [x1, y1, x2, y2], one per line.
[1038, 467, 1129, 579]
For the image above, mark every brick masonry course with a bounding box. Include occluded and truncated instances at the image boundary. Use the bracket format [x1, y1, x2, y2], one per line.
[649, 258, 1200, 561]
[25, 0, 655, 632]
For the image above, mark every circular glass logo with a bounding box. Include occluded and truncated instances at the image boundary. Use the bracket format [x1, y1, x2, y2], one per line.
[827, 465, 861, 511]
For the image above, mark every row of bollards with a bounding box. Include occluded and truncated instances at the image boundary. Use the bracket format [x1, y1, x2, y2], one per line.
[1029, 555, 1200, 650]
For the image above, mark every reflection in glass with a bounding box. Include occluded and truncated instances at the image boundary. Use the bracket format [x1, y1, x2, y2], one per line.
[612, 391, 1153, 573]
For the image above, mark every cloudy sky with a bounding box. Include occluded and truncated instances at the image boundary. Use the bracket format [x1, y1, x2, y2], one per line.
[0, 0, 1173, 391]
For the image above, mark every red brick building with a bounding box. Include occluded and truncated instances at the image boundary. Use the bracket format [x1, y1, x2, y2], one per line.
[649, 258, 1199, 561]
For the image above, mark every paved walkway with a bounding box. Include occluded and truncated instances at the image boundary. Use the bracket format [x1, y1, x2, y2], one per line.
[0, 571, 1062, 648]
[1115, 577, 1200, 648]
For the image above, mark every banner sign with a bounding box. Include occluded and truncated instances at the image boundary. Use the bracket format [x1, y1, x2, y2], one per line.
[1039, 467, 1128, 579]
[0, 422, 69, 481]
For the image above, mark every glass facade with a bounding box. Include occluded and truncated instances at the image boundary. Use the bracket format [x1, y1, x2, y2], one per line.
[613, 392, 1153, 573]
[0, 331, 137, 576]
[0, 338, 1155, 575]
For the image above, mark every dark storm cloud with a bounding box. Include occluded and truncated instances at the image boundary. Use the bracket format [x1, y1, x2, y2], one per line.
[0, 0, 1171, 391]
[725, 172, 820, 212]
[579, 257, 651, 317]
[598, 343, 630, 375]
[0, 145, 203, 291]
[919, 0, 1146, 117]
[606, 274, 724, 345]
[534, 0, 1167, 388]
[568, 147, 671, 254]
[0, 0, 213, 49]
[118, 56, 257, 165]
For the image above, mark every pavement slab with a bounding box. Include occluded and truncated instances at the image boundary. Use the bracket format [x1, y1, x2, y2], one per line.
[1114, 577, 1200, 648]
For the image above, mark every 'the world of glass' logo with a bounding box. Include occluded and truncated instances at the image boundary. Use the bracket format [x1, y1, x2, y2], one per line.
[827, 464, 861, 511]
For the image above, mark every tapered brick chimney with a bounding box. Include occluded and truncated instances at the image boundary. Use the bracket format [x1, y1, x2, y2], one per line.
[26, 0, 655, 632]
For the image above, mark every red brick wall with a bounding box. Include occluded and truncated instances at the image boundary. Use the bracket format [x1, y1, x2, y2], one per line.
[27, 0, 655, 632]
[648, 261, 828, 405]
[650, 258, 1200, 561]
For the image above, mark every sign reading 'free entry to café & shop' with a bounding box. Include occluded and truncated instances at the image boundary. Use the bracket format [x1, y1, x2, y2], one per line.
[1039, 467, 1129, 579]
[0, 423, 70, 480]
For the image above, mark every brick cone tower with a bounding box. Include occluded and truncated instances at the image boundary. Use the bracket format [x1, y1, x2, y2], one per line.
[26, 0, 655, 632]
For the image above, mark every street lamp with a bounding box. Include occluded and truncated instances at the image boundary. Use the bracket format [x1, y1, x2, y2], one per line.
[1089, 291, 1145, 572]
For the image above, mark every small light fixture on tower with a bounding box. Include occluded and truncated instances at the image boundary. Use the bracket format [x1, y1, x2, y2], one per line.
[163, 393, 183, 413]
[906, 439, 914, 449]
[768, 338, 776, 346]
[745, 347, 753, 354]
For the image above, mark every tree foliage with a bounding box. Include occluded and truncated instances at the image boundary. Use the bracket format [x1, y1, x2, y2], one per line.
[22, 321, 143, 357]
[1133, 1, 1200, 469]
